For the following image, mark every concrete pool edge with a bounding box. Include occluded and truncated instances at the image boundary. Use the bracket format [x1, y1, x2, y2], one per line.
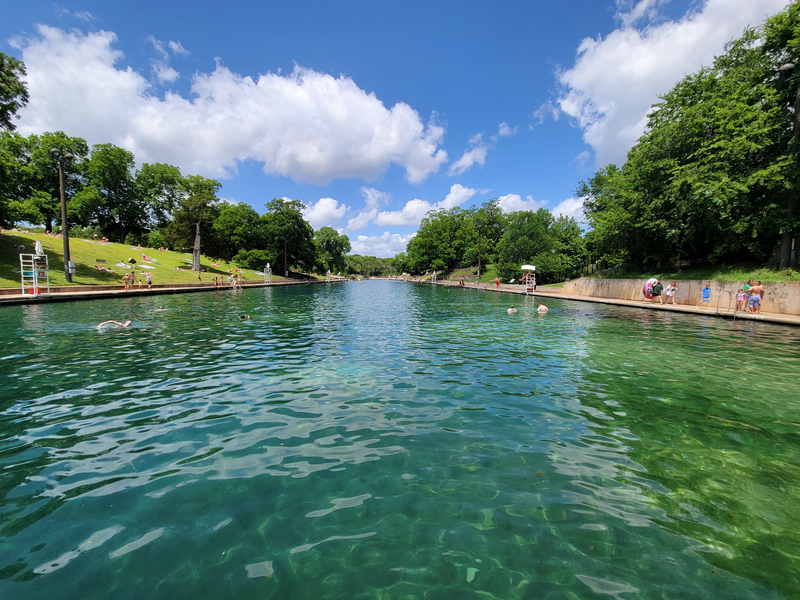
[0, 279, 338, 306]
[431, 280, 800, 327]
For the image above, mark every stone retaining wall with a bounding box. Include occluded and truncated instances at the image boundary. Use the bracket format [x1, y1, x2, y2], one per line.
[561, 278, 800, 315]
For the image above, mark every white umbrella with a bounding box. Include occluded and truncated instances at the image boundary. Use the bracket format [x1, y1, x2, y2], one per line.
[35, 240, 44, 255]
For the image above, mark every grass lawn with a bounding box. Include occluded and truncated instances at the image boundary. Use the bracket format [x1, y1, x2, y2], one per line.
[0, 230, 288, 289]
[587, 263, 800, 283]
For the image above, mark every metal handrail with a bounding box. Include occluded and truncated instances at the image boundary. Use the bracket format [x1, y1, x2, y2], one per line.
[715, 290, 732, 316]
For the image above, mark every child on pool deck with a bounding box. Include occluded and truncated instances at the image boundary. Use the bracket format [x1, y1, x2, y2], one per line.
[735, 289, 746, 312]
[696, 283, 711, 309]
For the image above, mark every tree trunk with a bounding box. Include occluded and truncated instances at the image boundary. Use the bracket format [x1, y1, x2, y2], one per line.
[192, 221, 201, 271]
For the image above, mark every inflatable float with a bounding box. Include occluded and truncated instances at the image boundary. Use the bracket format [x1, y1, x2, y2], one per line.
[643, 277, 658, 299]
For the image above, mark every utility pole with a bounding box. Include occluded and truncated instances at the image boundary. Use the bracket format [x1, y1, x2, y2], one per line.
[476, 220, 483, 279]
[51, 149, 76, 283]
[780, 62, 799, 270]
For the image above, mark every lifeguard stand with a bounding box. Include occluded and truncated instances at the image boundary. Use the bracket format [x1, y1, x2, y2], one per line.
[521, 264, 536, 295]
[20, 253, 51, 296]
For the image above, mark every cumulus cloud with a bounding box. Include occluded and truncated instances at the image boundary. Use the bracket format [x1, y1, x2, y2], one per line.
[375, 184, 482, 226]
[346, 187, 391, 232]
[497, 194, 546, 213]
[557, 0, 787, 166]
[448, 133, 489, 176]
[550, 197, 585, 222]
[302, 197, 349, 229]
[13, 25, 449, 184]
[350, 231, 415, 258]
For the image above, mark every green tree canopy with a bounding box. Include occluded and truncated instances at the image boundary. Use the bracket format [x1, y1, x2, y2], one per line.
[165, 175, 223, 269]
[0, 53, 28, 132]
[578, 3, 800, 268]
[262, 198, 316, 275]
[314, 226, 351, 274]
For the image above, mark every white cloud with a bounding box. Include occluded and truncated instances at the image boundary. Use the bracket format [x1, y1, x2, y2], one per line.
[616, 0, 669, 28]
[448, 133, 488, 176]
[350, 231, 414, 258]
[497, 194, 546, 213]
[557, 0, 787, 166]
[73, 11, 94, 22]
[14, 25, 448, 185]
[550, 197, 585, 222]
[573, 150, 591, 167]
[147, 35, 169, 60]
[168, 40, 189, 56]
[302, 197, 349, 229]
[375, 184, 481, 226]
[530, 100, 560, 128]
[153, 63, 179, 84]
[497, 122, 517, 136]
[346, 187, 391, 232]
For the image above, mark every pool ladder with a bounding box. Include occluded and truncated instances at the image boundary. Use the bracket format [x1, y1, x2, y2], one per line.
[715, 290, 734, 319]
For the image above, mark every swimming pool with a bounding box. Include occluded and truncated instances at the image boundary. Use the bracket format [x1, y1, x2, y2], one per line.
[1, 281, 798, 599]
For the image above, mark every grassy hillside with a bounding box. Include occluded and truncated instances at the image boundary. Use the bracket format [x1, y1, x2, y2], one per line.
[0, 230, 287, 289]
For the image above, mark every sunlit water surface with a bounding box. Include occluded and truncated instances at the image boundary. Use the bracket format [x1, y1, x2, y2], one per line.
[0, 281, 799, 599]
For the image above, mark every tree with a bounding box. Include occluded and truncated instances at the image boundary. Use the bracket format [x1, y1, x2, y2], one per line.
[406, 207, 470, 273]
[165, 176, 223, 270]
[0, 53, 29, 132]
[314, 226, 351, 274]
[551, 215, 588, 278]
[72, 143, 140, 242]
[577, 5, 800, 268]
[262, 198, 316, 275]
[134, 163, 187, 230]
[215, 202, 264, 261]
[496, 208, 554, 280]
[0, 131, 88, 231]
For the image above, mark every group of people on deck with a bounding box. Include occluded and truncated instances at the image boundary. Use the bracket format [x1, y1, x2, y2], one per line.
[647, 279, 766, 313]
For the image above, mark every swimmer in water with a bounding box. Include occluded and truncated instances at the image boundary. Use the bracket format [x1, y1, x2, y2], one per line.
[239, 315, 250, 320]
[507, 307, 517, 314]
[98, 320, 131, 328]
[537, 302, 548, 313]
[153, 307, 167, 312]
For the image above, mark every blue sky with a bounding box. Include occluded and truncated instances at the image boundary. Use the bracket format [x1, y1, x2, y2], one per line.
[2, 0, 789, 256]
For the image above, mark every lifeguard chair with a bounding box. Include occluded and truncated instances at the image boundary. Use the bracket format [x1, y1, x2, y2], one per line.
[521, 264, 536, 295]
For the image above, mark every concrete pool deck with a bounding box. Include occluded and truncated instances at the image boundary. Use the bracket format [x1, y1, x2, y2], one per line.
[0, 279, 332, 306]
[434, 280, 800, 327]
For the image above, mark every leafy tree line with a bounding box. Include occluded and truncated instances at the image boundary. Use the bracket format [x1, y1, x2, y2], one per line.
[577, 2, 800, 271]
[395, 199, 588, 284]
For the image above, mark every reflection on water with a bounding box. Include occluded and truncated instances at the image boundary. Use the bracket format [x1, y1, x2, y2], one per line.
[0, 282, 798, 599]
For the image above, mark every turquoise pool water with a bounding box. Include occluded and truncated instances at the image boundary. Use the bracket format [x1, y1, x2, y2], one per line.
[0, 281, 799, 599]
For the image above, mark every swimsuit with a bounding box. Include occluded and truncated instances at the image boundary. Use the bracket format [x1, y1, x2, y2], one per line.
[748, 295, 761, 307]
